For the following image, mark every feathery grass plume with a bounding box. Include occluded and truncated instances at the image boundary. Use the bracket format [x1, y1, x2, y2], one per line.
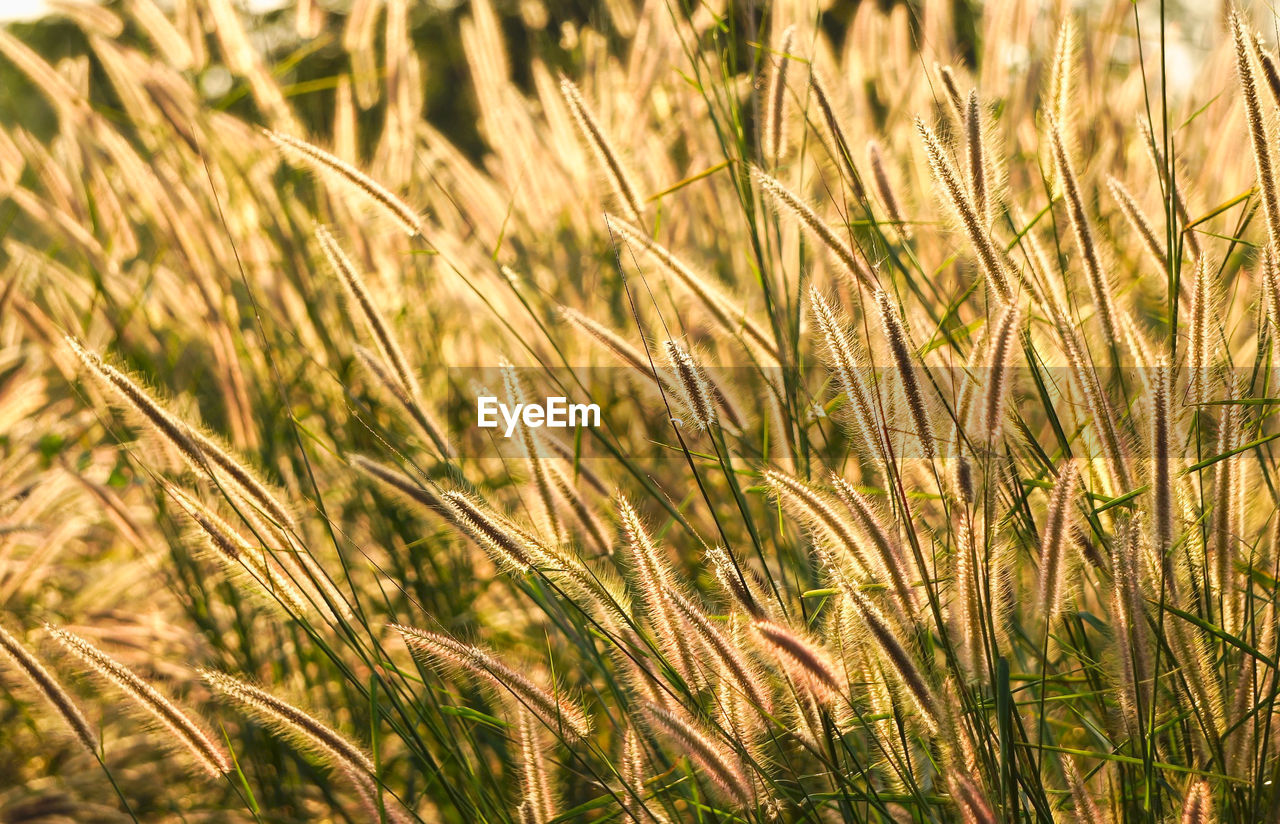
[540, 432, 609, 497]
[916, 119, 1014, 302]
[66, 337, 297, 532]
[1060, 754, 1105, 824]
[49, 626, 228, 777]
[1046, 18, 1077, 192]
[1254, 32, 1280, 107]
[395, 624, 593, 740]
[616, 495, 702, 688]
[873, 289, 936, 461]
[166, 485, 310, 616]
[867, 140, 911, 238]
[1035, 459, 1081, 628]
[761, 25, 795, 167]
[830, 475, 919, 615]
[951, 512, 985, 679]
[1180, 779, 1212, 824]
[641, 702, 754, 808]
[1106, 176, 1168, 274]
[668, 590, 772, 717]
[765, 469, 876, 574]
[808, 69, 865, 202]
[442, 490, 542, 572]
[963, 90, 988, 225]
[546, 461, 612, 557]
[1048, 115, 1119, 349]
[972, 302, 1021, 452]
[601, 217, 779, 361]
[1262, 244, 1280, 337]
[1210, 381, 1243, 630]
[808, 287, 885, 468]
[1233, 12, 1280, 248]
[1150, 359, 1175, 561]
[560, 305, 679, 395]
[353, 345, 452, 456]
[949, 773, 996, 824]
[201, 669, 378, 778]
[751, 165, 876, 288]
[1187, 257, 1218, 409]
[936, 63, 965, 120]
[662, 340, 717, 430]
[264, 129, 422, 236]
[621, 726, 669, 824]
[514, 709, 557, 824]
[500, 362, 564, 542]
[350, 454, 457, 521]
[0, 622, 96, 754]
[706, 545, 766, 618]
[1058, 324, 1133, 492]
[753, 619, 841, 705]
[840, 582, 940, 734]
[559, 75, 643, 223]
[1136, 118, 1202, 262]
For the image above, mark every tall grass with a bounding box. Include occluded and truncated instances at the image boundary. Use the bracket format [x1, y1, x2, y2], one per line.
[1, 0, 1279, 821]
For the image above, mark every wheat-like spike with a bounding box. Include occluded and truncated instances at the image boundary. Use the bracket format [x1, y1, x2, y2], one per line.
[668, 590, 772, 716]
[560, 306, 680, 394]
[602, 218, 779, 360]
[867, 140, 911, 238]
[874, 289, 936, 460]
[829, 476, 919, 616]
[762, 25, 795, 166]
[352, 345, 452, 456]
[916, 119, 1014, 302]
[442, 490, 542, 572]
[500, 362, 565, 542]
[936, 63, 965, 120]
[1233, 13, 1280, 249]
[621, 726, 669, 823]
[706, 545, 766, 619]
[560, 75, 644, 222]
[949, 773, 996, 824]
[395, 624, 593, 739]
[663, 340, 717, 430]
[751, 166, 875, 288]
[808, 69, 865, 202]
[515, 709, 557, 824]
[1058, 325, 1133, 492]
[1262, 245, 1280, 337]
[350, 454, 456, 520]
[1036, 459, 1081, 627]
[1255, 32, 1280, 108]
[546, 461, 611, 557]
[1210, 381, 1243, 630]
[1180, 779, 1212, 824]
[1048, 115, 1119, 349]
[1150, 359, 1175, 559]
[1111, 515, 1150, 742]
[1187, 257, 1217, 409]
[1106, 176, 1168, 274]
[49, 627, 229, 776]
[166, 485, 310, 615]
[753, 619, 841, 705]
[616, 495, 701, 687]
[764, 469, 878, 577]
[808, 288, 885, 468]
[1136, 118, 1201, 262]
[264, 129, 422, 236]
[641, 702, 753, 807]
[1059, 754, 1105, 824]
[1047, 18, 1077, 180]
[201, 668, 377, 775]
[840, 583, 940, 734]
[973, 302, 1021, 452]
[0, 623, 96, 754]
[317, 225, 420, 399]
[964, 91, 988, 225]
[952, 512, 984, 679]
[66, 337, 297, 532]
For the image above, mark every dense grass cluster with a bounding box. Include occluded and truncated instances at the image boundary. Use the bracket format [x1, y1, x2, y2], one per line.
[2, 0, 1280, 821]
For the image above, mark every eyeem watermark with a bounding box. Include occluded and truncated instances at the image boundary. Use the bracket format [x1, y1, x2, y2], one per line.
[476, 395, 601, 438]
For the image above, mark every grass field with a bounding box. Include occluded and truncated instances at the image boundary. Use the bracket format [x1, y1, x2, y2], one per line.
[1, 0, 1279, 821]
